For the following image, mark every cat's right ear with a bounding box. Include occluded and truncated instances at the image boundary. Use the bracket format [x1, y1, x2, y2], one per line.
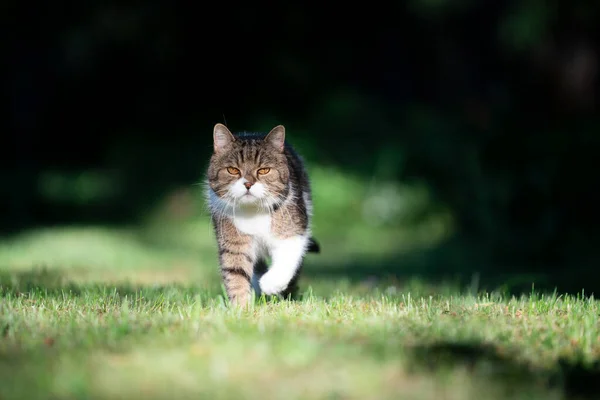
[213, 123, 235, 153]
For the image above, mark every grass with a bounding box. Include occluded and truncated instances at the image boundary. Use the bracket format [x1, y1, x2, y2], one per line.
[1, 170, 599, 399]
[2, 277, 599, 400]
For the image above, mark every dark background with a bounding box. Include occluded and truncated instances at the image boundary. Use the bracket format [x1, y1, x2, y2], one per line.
[3, 1, 599, 293]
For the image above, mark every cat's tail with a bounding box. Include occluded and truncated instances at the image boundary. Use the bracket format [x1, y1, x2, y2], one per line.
[307, 237, 320, 253]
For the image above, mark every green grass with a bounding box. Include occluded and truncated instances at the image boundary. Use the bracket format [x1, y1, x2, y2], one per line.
[1, 171, 599, 399]
[2, 275, 598, 400]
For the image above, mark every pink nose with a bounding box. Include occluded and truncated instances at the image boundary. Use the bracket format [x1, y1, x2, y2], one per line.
[244, 182, 254, 190]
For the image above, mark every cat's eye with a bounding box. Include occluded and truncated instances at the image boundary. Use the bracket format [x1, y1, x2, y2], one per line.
[257, 168, 271, 175]
[227, 167, 240, 175]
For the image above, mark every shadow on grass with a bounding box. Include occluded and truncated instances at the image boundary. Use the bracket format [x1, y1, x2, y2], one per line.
[307, 237, 600, 297]
[405, 341, 600, 400]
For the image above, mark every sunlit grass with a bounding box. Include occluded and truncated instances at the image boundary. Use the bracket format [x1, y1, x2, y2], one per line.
[0, 169, 597, 399]
[1, 277, 595, 399]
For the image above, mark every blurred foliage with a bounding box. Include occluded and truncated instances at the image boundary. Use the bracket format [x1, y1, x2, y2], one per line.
[2, 1, 599, 289]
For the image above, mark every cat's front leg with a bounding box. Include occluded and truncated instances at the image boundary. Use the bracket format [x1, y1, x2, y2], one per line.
[259, 235, 308, 296]
[216, 219, 255, 307]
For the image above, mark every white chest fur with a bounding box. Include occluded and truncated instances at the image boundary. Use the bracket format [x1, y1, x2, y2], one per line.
[232, 212, 272, 237]
[232, 212, 274, 260]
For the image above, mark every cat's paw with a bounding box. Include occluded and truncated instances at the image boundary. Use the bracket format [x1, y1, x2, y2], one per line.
[259, 271, 289, 296]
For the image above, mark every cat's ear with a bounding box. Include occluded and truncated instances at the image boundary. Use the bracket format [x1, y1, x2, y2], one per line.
[213, 123, 235, 153]
[264, 125, 285, 152]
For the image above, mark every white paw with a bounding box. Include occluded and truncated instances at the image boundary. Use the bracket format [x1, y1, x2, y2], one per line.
[259, 271, 290, 295]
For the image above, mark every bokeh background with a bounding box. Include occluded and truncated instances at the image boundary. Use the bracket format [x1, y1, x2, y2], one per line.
[3, 1, 599, 295]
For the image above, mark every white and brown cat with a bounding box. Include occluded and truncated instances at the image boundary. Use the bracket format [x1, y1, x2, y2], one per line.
[206, 123, 319, 306]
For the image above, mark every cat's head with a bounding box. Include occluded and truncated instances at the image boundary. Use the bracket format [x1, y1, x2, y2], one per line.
[207, 123, 290, 209]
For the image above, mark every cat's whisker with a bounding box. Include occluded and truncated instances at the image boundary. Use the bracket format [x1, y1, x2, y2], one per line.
[263, 192, 293, 226]
[280, 196, 295, 225]
[266, 191, 295, 223]
[260, 197, 270, 214]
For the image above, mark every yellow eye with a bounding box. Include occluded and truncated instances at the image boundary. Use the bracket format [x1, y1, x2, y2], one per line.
[257, 168, 271, 175]
[227, 167, 240, 175]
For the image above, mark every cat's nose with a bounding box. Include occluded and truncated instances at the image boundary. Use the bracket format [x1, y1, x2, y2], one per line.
[244, 181, 254, 190]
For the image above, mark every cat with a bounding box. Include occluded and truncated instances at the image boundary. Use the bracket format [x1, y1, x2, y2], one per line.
[206, 123, 320, 306]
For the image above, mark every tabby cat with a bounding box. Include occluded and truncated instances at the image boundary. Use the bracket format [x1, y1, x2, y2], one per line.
[206, 123, 319, 306]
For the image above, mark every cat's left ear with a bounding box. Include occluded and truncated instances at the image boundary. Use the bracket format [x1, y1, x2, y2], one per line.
[213, 123, 235, 153]
[264, 125, 285, 152]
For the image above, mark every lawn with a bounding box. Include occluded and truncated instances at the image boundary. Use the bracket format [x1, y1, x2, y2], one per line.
[1, 168, 599, 399]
